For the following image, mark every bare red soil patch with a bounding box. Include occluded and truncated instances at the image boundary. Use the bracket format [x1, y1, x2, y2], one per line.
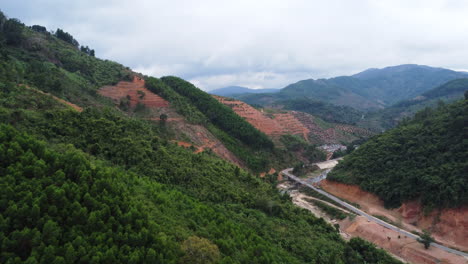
[215, 96, 285, 136]
[215, 96, 373, 145]
[169, 122, 244, 167]
[340, 217, 466, 264]
[272, 112, 310, 140]
[214, 96, 309, 140]
[99, 77, 169, 108]
[321, 180, 468, 253]
[99, 79, 242, 167]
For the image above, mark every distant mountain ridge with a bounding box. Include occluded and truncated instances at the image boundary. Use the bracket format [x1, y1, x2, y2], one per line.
[358, 78, 468, 130]
[350, 64, 468, 104]
[210, 86, 279, 96]
[234, 64, 468, 111]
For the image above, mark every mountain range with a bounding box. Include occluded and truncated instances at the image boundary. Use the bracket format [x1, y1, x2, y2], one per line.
[358, 78, 468, 130]
[209, 85, 279, 97]
[234, 64, 468, 111]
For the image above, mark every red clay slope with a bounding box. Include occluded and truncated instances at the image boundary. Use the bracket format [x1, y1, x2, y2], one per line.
[272, 112, 310, 141]
[99, 77, 169, 108]
[214, 96, 309, 140]
[321, 180, 468, 253]
[99, 79, 242, 167]
[215, 96, 374, 145]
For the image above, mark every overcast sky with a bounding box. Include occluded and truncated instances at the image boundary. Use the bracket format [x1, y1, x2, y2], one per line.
[3, 0, 468, 90]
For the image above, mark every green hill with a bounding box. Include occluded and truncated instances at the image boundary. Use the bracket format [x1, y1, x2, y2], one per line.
[359, 78, 468, 131]
[329, 98, 468, 210]
[234, 65, 468, 116]
[235, 77, 380, 112]
[352, 64, 468, 104]
[0, 10, 401, 263]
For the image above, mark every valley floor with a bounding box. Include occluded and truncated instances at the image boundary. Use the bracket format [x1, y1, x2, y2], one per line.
[278, 163, 468, 264]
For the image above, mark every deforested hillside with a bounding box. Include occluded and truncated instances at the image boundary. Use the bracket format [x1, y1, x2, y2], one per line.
[329, 97, 468, 209]
[215, 96, 373, 146]
[0, 10, 402, 263]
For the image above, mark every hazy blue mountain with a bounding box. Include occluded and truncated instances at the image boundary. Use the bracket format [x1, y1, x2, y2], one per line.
[235, 64, 468, 111]
[210, 86, 279, 97]
[280, 78, 382, 110]
[358, 78, 468, 131]
[350, 64, 468, 104]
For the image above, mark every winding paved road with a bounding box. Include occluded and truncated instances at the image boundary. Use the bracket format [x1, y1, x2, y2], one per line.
[281, 168, 468, 258]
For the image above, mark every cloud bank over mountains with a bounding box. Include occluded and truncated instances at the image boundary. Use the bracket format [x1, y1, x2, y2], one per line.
[4, 0, 468, 90]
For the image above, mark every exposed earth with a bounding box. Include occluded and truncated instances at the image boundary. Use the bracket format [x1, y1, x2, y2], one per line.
[320, 180, 468, 254]
[214, 95, 374, 145]
[279, 161, 468, 264]
[98, 77, 243, 167]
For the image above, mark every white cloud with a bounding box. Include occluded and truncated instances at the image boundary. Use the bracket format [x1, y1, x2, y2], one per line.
[3, 0, 468, 90]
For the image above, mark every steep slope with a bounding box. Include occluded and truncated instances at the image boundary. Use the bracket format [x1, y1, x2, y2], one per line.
[145, 76, 281, 171]
[98, 77, 243, 167]
[99, 76, 170, 108]
[214, 96, 287, 138]
[0, 10, 403, 263]
[329, 98, 468, 209]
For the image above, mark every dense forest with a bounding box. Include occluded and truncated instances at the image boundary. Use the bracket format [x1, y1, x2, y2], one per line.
[0, 10, 401, 263]
[358, 78, 468, 131]
[329, 98, 468, 210]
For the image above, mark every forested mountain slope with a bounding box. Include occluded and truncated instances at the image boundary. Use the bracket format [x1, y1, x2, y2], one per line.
[0, 9, 287, 173]
[351, 64, 468, 104]
[0, 10, 402, 263]
[329, 97, 468, 210]
[234, 65, 468, 116]
[359, 78, 468, 130]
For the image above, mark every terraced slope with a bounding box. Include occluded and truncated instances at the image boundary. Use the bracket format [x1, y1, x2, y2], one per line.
[272, 112, 310, 140]
[215, 96, 373, 145]
[214, 96, 310, 140]
[214, 96, 285, 137]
